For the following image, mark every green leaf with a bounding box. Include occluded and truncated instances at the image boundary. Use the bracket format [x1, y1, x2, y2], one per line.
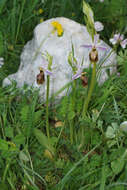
[19, 151, 29, 162]
[5, 127, 14, 138]
[0, 31, 4, 56]
[33, 110, 42, 125]
[0, 0, 7, 14]
[105, 126, 115, 139]
[68, 111, 75, 120]
[13, 134, 25, 146]
[111, 158, 124, 175]
[0, 183, 8, 190]
[34, 129, 55, 156]
[0, 139, 8, 150]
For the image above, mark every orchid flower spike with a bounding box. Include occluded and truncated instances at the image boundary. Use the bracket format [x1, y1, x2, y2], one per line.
[0, 57, 4, 68]
[81, 34, 107, 57]
[110, 33, 127, 49]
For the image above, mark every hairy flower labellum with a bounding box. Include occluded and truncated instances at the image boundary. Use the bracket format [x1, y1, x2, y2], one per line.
[80, 72, 88, 87]
[89, 47, 98, 62]
[37, 68, 45, 84]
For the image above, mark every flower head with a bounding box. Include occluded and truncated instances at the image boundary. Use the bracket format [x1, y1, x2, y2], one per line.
[81, 34, 107, 62]
[110, 33, 127, 49]
[51, 21, 63, 37]
[0, 57, 4, 68]
[38, 8, 43, 14]
[72, 62, 84, 80]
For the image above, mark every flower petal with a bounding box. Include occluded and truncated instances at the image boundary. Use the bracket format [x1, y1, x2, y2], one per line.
[97, 46, 107, 51]
[94, 34, 100, 46]
[81, 44, 93, 49]
[45, 69, 53, 76]
[72, 71, 82, 80]
[109, 38, 117, 45]
[120, 39, 127, 49]
[94, 21, 104, 32]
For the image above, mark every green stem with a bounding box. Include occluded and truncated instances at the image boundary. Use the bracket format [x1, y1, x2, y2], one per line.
[70, 80, 76, 144]
[46, 75, 50, 139]
[3, 161, 10, 183]
[82, 62, 96, 117]
[79, 62, 96, 149]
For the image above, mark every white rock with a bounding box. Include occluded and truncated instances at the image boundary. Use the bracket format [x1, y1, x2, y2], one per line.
[3, 17, 116, 101]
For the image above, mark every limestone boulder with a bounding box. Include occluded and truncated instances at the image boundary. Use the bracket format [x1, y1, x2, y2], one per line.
[3, 17, 116, 101]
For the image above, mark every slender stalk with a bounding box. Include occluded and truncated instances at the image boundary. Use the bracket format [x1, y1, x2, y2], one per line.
[82, 62, 96, 117]
[79, 62, 96, 149]
[46, 75, 50, 139]
[3, 161, 10, 183]
[70, 80, 76, 144]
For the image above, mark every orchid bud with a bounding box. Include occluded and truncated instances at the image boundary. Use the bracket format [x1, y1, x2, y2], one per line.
[89, 47, 98, 62]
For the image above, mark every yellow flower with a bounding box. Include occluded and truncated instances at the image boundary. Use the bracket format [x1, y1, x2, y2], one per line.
[38, 8, 43, 14]
[51, 21, 63, 37]
[72, 12, 75, 17]
[40, 18, 44, 23]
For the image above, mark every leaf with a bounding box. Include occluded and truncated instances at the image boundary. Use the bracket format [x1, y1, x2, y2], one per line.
[105, 126, 115, 139]
[0, 31, 4, 56]
[34, 110, 42, 125]
[19, 151, 29, 162]
[0, 139, 8, 150]
[0, 0, 7, 14]
[0, 183, 8, 190]
[111, 158, 124, 175]
[5, 127, 14, 138]
[34, 129, 55, 156]
[13, 134, 25, 146]
[68, 111, 75, 120]
[44, 149, 53, 160]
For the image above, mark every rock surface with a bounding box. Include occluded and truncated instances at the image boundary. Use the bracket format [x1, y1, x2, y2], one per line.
[3, 17, 116, 101]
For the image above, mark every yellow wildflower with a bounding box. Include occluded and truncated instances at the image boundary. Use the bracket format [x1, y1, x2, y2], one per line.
[40, 18, 44, 23]
[51, 21, 63, 37]
[38, 8, 43, 14]
[72, 12, 75, 17]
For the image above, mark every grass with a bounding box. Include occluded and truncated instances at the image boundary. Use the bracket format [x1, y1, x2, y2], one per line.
[0, 0, 127, 189]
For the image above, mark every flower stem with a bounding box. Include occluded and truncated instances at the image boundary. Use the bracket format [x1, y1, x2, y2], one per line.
[82, 62, 96, 117]
[46, 75, 50, 139]
[70, 80, 76, 144]
[79, 62, 96, 149]
[3, 161, 10, 182]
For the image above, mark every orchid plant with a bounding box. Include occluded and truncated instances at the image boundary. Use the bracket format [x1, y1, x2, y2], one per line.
[78, 1, 108, 148]
[41, 52, 53, 139]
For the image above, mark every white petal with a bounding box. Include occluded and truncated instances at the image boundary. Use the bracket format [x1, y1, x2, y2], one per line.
[94, 21, 104, 32]
[120, 39, 127, 49]
[109, 38, 117, 45]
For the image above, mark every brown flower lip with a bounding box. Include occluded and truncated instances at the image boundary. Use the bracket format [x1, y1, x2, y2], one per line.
[89, 47, 98, 62]
[36, 68, 45, 85]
